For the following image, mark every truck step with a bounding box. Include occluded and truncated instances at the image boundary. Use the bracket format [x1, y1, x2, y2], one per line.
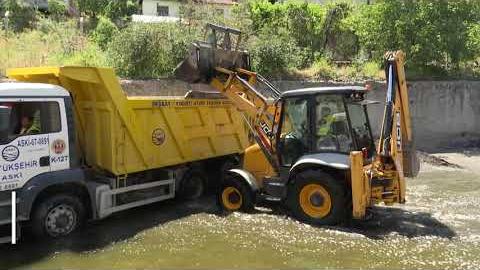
[263, 195, 282, 202]
[0, 236, 11, 244]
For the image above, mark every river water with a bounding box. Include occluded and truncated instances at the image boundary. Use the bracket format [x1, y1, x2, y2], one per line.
[1, 168, 479, 269]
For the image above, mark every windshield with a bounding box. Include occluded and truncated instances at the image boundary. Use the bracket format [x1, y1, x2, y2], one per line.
[315, 95, 353, 152]
[346, 102, 375, 156]
[314, 95, 374, 155]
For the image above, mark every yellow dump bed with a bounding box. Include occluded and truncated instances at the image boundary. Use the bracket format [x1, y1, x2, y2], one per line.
[7, 67, 249, 176]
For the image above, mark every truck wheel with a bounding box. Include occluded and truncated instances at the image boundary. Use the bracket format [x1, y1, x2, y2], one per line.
[179, 169, 206, 200]
[218, 176, 254, 212]
[31, 194, 86, 239]
[287, 170, 346, 226]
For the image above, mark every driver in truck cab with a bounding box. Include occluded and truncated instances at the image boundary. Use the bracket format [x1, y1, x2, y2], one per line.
[18, 113, 40, 135]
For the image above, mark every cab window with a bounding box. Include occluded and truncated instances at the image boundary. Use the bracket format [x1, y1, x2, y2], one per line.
[315, 95, 352, 152]
[278, 98, 309, 166]
[0, 102, 61, 145]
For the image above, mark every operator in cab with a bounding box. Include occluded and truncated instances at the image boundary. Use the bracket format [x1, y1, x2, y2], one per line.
[317, 106, 335, 137]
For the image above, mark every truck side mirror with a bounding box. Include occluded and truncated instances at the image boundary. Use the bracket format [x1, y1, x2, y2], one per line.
[0, 106, 11, 144]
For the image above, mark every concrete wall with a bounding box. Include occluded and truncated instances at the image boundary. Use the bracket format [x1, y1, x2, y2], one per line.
[273, 80, 480, 151]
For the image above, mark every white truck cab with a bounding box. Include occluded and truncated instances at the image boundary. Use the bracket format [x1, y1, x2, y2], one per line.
[0, 83, 72, 191]
[0, 83, 81, 242]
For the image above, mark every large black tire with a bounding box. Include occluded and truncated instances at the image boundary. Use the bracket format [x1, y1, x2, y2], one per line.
[178, 169, 207, 200]
[31, 194, 86, 239]
[287, 170, 347, 226]
[218, 176, 255, 213]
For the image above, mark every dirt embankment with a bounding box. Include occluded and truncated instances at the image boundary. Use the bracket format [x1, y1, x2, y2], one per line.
[418, 148, 480, 175]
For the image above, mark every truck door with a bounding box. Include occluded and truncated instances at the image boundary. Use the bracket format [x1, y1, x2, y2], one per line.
[0, 99, 67, 192]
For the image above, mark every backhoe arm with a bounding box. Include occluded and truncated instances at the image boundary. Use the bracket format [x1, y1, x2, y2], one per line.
[378, 51, 419, 178]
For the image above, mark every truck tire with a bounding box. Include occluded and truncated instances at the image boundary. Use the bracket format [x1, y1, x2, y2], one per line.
[179, 169, 206, 200]
[287, 170, 346, 226]
[218, 176, 254, 213]
[31, 194, 86, 239]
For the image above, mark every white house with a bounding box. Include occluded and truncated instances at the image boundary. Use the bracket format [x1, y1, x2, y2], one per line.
[141, 0, 236, 19]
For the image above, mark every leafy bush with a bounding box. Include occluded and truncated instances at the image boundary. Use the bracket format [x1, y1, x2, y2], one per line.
[107, 23, 197, 79]
[309, 57, 336, 80]
[248, 28, 306, 77]
[90, 16, 118, 50]
[61, 42, 109, 67]
[467, 24, 480, 58]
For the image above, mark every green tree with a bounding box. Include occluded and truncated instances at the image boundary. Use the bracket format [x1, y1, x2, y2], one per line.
[48, 0, 67, 21]
[349, 0, 480, 70]
[1, 0, 37, 32]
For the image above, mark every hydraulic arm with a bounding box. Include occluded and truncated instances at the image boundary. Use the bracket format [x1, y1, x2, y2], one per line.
[175, 23, 282, 170]
[378, 51, 419, 178]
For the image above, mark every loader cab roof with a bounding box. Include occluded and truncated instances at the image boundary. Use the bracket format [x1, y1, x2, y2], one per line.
[281, 86, 366, 98]
[0, 82, 70, 97]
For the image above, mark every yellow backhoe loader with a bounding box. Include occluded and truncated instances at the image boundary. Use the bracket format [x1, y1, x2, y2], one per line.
[175, 23, 419, 225]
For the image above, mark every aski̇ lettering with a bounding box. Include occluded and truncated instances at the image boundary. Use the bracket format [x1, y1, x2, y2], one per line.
[1, 160, 38, 172]
[1, 172, 22, 182]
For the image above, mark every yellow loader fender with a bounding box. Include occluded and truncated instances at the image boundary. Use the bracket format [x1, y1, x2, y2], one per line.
[219, 169, 259, 212]
[290, 153, 350, 172]
[225, 169, 260, 192]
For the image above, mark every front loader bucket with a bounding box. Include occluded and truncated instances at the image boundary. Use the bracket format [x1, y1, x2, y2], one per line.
[174, 24, 250, 83]
[174, 42, 250, 83]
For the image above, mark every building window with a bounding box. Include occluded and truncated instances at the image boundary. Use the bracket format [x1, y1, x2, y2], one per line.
[157, 5, 169, 16]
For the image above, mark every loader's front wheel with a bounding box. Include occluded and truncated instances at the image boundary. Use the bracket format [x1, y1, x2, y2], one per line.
[218, 176, 254, 212]
[287, 170, 346, 226]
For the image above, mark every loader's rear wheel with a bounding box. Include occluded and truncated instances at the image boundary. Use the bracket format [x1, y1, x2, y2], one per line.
[219, 176, 254, 212]
[287, 170, 346, 225]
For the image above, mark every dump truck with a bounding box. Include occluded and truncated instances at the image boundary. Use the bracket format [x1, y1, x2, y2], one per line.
[0, 67, 249, 242]
[175, 23, 419, 225]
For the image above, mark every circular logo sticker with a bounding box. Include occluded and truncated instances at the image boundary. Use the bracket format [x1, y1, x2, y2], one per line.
[52, 139, 66, 154]
[2, 145, 19, 162]
[152, 128, 166, 146]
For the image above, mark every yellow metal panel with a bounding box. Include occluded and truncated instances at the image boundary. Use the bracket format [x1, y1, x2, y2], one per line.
[350, 151, 367, 219]
[243, 144, 275, 186]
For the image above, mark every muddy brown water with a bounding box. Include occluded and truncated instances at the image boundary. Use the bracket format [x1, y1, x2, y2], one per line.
[1, 169, 479, 269]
